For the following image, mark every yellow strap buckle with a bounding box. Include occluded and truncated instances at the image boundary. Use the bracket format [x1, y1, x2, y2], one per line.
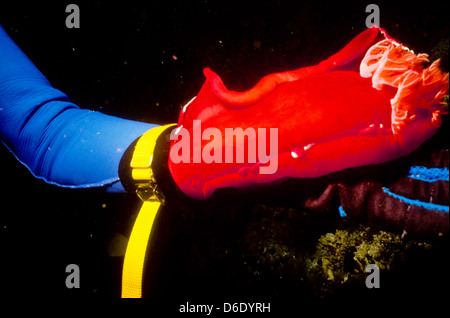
[121, 124, 176, 298]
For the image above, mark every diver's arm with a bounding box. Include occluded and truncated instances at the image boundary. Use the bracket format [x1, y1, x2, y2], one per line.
[0, 25, 157, 192]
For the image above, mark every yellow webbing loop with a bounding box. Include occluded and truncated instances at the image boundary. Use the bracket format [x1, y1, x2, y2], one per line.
[121, 124, 176, 298]
[121, 200, 160, 298]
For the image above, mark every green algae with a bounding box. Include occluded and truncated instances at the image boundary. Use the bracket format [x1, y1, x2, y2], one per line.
[237, 204, 442, 298]
[313, 224, 431, 286]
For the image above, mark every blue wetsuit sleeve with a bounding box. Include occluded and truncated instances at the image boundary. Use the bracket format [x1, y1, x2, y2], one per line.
[0, 25, 158, 192]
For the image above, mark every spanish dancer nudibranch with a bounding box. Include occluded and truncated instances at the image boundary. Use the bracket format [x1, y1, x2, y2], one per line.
[169, 27, 449, 201]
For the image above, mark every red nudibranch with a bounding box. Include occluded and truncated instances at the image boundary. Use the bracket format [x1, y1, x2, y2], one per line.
[168, 27, 449, 200]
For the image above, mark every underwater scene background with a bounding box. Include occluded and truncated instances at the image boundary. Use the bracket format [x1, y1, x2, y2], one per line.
[0, 0, 448, 310]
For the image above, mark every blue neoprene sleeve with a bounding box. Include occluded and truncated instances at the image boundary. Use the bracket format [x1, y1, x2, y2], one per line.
[0, 25, 158, 192]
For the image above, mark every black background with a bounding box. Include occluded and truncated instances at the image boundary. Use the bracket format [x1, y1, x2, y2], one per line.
[0, 0, 448, 310]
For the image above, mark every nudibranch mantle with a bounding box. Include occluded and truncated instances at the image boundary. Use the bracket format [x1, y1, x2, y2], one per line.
[169, 27, 449, 200]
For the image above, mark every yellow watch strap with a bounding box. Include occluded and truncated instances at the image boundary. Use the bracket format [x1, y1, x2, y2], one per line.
[121, 124, 176, 298]
[121, 199, 160, 298]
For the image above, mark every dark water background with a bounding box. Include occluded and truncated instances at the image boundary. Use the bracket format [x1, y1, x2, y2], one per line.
[0, 0, 448, 309]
